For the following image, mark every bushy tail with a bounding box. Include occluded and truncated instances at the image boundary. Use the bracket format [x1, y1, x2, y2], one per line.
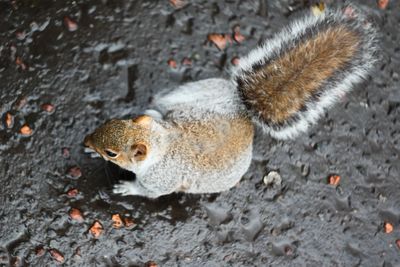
[232, 4, 378, 140]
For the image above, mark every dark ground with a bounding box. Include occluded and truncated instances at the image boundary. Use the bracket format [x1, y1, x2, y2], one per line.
[0, 0, 400, 266]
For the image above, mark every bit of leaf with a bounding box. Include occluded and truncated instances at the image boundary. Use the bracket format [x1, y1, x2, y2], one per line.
[89, 221, 103, 238]
[69, 208, 84, 222]
[396, 239, 400, 249]
[384, 222, 393, 233]
[311, 3, 325, 16]
[377, 0, 389, 9]
[112, 214, 123, 228]
[20, 125, 33, 136]
[328, 175, 341, 186]
[64, 16, 78, 32]
[207, 34, 231, 50]
[49, 249, 65, 263]
[5, 112, 13, 128]
[68, 166, 82, 179]
[41, 103, 55, 113]
[167, 59, 177, 69]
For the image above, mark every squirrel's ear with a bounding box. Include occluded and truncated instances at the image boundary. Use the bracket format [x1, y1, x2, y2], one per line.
[131, 143, 147, 161]
[133, 115, 152, 127]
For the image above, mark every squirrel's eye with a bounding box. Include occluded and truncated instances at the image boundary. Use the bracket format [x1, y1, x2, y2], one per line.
[105, 149, 118, 158]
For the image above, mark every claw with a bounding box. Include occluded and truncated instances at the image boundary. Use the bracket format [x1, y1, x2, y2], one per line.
[113, 181, 140, 196]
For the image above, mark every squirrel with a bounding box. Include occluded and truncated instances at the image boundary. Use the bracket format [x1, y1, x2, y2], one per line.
[84, 5, 378, 198]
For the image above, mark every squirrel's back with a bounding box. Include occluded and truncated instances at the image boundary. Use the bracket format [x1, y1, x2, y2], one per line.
[233, 5, 378, 139]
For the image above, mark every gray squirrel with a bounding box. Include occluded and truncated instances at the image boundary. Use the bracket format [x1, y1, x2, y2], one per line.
[84, 5, 378, 198]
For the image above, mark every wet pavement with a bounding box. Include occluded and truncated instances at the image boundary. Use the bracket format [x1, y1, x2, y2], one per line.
[1, 0, 400, 266]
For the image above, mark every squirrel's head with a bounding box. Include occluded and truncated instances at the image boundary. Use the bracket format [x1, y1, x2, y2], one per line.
[84, 115, 154, 173]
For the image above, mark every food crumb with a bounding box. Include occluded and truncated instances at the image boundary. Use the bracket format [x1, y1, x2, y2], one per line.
[35, 246, 45, 257]
[377, 0, 389, 9]
[89, 221, 103, 238]
[68, 166, 82, 179]
[207, 33, 231, 50]
[231, 57, 240, 66]
[112, 214, 123, 228]
[49, 249, 65, 263]
[20, 125, 33, 136]
[169, 0, 187, 9]
[123, 217, 137, 229]
[167, 59, 177, 69]
[384, 222, 393, 234]
[64, 16, 78, 31]
[66, 188, 78, 197]
[41, 103, 55, 113]
[69, 208, 84, 222]
[145, 261, 158, 267]
[233, 25, 245, 43]
[328, 175, 341, 186]
[5, 112, 13, 128]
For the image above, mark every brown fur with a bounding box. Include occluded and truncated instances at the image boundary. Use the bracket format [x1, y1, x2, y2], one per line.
[170, 115, 254, 171]
[242, 26, 359, 124]
[84, 119, 152, 168]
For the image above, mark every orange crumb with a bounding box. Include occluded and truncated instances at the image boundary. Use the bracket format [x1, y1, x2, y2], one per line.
[49, 249, 65, 263]
[89, 221, 103, 238]
[123, 217, 137, 229]
[41, 103, 55, 113]
[5, 112, 13, 128]
[384, 222, 393, 234]
[328, 175, 341, 186]
[207, 34, 231, 50]
[20, 125, 32, 136]
[377, 0, 389, 9]
[69, 208, 84, 222]
[112, 214, 123, 228]
[167, 59, 177, 69]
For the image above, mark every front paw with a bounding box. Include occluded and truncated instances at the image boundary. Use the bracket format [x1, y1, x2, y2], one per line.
[113, 181, 141, 196]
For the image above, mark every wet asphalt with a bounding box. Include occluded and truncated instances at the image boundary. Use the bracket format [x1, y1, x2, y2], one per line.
[0, 0, 400, 266]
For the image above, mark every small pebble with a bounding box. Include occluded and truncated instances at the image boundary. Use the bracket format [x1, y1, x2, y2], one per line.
[263, 171, 282, 187]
